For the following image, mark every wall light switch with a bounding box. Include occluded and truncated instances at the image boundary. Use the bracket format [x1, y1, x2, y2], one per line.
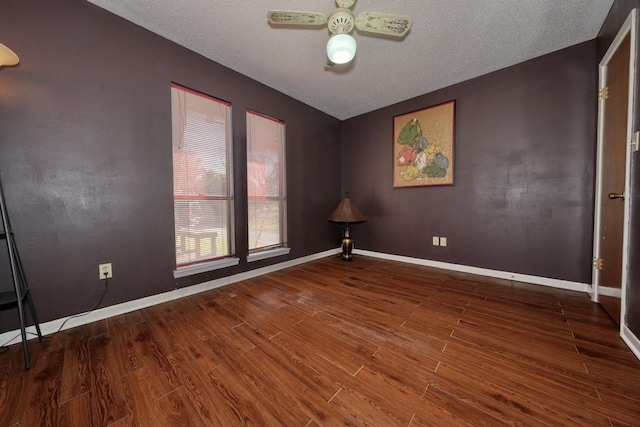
[432, 236, 440, 246]
[440, 237, 447, 247]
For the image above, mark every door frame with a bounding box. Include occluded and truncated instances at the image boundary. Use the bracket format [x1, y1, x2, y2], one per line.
[592, 8, 637, 329]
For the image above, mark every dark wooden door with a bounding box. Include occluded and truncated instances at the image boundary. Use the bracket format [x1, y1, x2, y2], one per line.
[598, 33, 630, 325]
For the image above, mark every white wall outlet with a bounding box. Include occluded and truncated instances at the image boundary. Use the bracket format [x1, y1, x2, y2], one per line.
[432, 236, 440, 246]
[440, 237, 447, 247]
[99, 263, 113, 280]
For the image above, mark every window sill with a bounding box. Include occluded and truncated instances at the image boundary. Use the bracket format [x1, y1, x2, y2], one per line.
[173, 257, 240, 278]
[247, 247, 291, 263]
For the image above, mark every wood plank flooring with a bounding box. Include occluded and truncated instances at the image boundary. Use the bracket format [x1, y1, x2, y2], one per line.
[1, 255, 640, 426]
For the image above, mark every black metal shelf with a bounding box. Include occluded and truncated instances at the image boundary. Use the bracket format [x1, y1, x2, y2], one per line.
[0, 288, 30, 306]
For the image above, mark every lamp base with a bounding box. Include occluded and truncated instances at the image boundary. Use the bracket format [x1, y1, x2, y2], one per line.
[340, 224, 354, 261]
[341, 237, 354, 261]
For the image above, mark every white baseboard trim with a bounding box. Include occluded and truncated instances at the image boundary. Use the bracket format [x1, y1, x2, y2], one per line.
[0, 248, 341, 347]
[353, 249, 589, 293]
[597, 286, 623, 298]
[621, 324, 640, 361]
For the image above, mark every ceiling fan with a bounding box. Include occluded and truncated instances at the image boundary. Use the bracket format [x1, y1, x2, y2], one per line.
[267, 0, 412, 66]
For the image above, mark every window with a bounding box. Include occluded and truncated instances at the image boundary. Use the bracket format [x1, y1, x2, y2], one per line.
[171, 84, 237, 276]
[246, 111, 289, 261]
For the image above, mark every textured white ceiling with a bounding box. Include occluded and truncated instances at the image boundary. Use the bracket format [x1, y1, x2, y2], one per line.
[87, 0, 613, 120]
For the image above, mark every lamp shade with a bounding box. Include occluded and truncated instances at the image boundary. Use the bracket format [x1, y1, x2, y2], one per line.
[0, 43, 19, 67]
[329, 192, 367, 223]
[326, 34, 357, 65]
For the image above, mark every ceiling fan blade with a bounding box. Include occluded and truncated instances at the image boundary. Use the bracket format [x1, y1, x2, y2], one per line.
[268, 10, 327, 26]
[355, 11, 412, 37]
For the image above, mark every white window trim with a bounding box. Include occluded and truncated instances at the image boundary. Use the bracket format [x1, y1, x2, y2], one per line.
[246, 111, 287, 254]
[247, 247, 291, 263]
[171, 83, 236, 270]
[173, 257, 240, 278]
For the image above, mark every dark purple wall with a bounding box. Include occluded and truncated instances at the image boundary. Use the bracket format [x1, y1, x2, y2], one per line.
[0, 0, 342, 332]
[342, 41, 597, 284]
[597, 0, 640, 336]
[0, 0, 615, 338]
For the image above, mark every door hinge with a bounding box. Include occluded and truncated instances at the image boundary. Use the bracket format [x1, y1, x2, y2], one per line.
[593, 258, 603, 270]
[632, 131, 639, 152]
[599, 87, 609, 100]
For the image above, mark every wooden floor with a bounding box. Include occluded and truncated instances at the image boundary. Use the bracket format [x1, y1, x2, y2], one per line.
[1, 256, 640, 426]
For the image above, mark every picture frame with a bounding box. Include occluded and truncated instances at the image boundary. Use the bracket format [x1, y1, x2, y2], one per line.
[393, 100, 455, 188]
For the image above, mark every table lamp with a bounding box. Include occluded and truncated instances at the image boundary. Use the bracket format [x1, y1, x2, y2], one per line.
[328, 192, 367, 261]
[0, 43, 19, 67]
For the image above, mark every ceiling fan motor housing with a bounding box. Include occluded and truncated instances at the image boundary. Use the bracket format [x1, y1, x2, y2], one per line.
[328, 8, 355, 34]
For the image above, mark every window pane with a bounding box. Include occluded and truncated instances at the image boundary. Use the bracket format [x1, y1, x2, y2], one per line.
[248, 200, 281, 250]
[175, 200, 231, 266]
[247, 111, 286, 252]
[172, 84, 234, 267]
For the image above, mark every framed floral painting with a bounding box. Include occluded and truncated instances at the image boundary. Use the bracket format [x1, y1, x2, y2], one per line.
[393, 100, 455, 187]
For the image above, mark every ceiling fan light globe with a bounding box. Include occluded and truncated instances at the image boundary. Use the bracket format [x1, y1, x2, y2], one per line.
[326, 34, 356, 64]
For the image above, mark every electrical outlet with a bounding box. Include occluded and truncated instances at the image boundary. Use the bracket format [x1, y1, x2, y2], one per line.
[99, 263, 112, 280]
[432, 236, 440, 246]
[440, 237, 447, 247]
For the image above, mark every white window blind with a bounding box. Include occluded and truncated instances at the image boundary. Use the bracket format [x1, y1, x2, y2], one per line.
[171, 83, 234, 268]
[247, 111, 287, 252]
